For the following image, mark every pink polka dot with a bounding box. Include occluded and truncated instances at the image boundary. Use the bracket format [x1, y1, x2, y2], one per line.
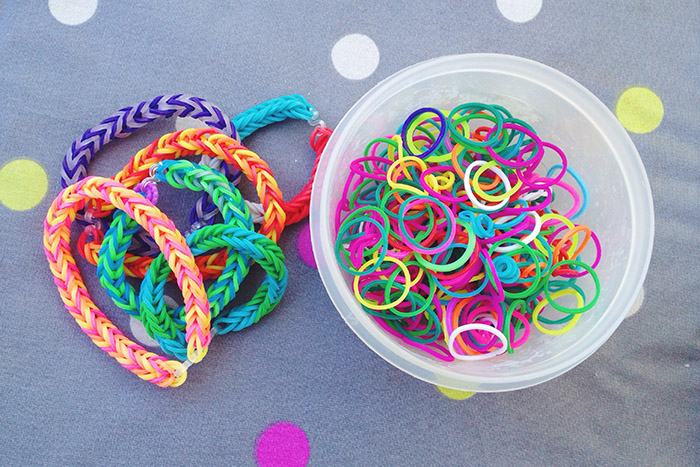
[255, 422, 310, 467]
[296, 224, 317, 268]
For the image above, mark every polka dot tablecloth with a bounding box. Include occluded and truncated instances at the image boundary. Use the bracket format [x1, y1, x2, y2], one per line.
[0, 2, 697, 465]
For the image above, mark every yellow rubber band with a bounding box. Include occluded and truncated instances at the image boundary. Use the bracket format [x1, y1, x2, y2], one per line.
[424, 152, 453, 163]
[353, 256, 412, 310]
[386, 134, 403, 162]
[387, 155, 430, 196]
[433, 171, 455, 192]
[532, 289, 583, 335]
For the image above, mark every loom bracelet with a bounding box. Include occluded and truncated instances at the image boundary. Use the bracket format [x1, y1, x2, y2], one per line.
[102, 94, 330, 234]
[113, 128, 286, 236]
[61, 94, 237, 223]
[99, 161, 286, 358]
[162, 94, 330, 233]
[97, 159, 252, 321]
[230, 94, 333, 226]
[78, 129, 288, 276]
[43, 177, 210, 387]
[61, 94, 236, 186]
[125, 226, 286, 359]
[145, 225, 287, 345]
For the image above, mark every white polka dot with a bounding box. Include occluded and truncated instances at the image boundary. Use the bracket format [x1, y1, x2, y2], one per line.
[331, 34, 380, 80]
[129, 317, 159, 347]
[49, 0, 97, 26]
[497, 0, 542, 23]
[175, 116, 211, 132]
[625, 286, 645, 318]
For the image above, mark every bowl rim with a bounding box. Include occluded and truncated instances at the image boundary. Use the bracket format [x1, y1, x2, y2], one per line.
[310, 53, 655, 391]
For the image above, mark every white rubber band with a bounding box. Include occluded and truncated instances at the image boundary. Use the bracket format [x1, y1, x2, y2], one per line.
[447, 323, 508, 361]
[245, 200, 266, 224]
[172, 348, 203, 378]
[464, 160, 511, 212]
[519, 189, 548, 202]
[491, 211, 542, 253]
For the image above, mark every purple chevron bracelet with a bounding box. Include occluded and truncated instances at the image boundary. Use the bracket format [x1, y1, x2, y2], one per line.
[61, 94, 237, 187]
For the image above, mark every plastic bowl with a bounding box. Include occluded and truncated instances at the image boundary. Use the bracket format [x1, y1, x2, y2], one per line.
[310, 54, 654, 392]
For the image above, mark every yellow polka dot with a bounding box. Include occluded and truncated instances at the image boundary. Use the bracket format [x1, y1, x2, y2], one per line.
[616, 87, 664, 133]
[436, 385, 476, 400]
[0, 159, 49, 211]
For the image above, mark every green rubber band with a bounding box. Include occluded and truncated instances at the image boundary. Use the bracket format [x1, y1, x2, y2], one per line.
[544, 259, 600, 314]
[503, 299, 527, 354]
[364, 137, 399, 160]
[447, 103, 509, 153]
[388, 304, 441, 344]
[380, 260, 436, 317]
[335, 206, 390, 276]
[414, 222, 475, 273]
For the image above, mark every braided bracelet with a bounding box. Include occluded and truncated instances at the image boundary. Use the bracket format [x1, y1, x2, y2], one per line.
[141, 225, 287, 358]
[230, 94, 331, 225]
[61, 94, 239, 256]
[187, 94, 331, 227]
[61, 94, 236, 186]
[98, 160, 287, 359]
[78, 128, 287, 277]
[97, 159, 253, 322]
[43, 176, 211, 387]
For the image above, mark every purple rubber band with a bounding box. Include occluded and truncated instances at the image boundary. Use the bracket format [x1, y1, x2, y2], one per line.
[401, 107, 447, 159]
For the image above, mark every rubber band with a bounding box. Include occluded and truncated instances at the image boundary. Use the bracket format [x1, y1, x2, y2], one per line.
[546, 164, 589, 220]
[491, 211, 542, 253]
[472, 160, 523, 202]
[448, 324, 508, 360]
[353, 257, 412, 310]
[532, 289, 584, 335]
[544, 260, 600, 314]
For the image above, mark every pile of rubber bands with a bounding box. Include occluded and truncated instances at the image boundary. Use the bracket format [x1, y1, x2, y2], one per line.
[43, 94, 332, 387]
[334, 102, 601, 361]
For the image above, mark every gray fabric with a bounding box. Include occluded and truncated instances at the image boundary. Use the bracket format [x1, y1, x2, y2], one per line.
[0, 1, 697, 465]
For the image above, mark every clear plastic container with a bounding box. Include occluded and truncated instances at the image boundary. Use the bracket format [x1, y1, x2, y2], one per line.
[310, 54, 654, 392]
